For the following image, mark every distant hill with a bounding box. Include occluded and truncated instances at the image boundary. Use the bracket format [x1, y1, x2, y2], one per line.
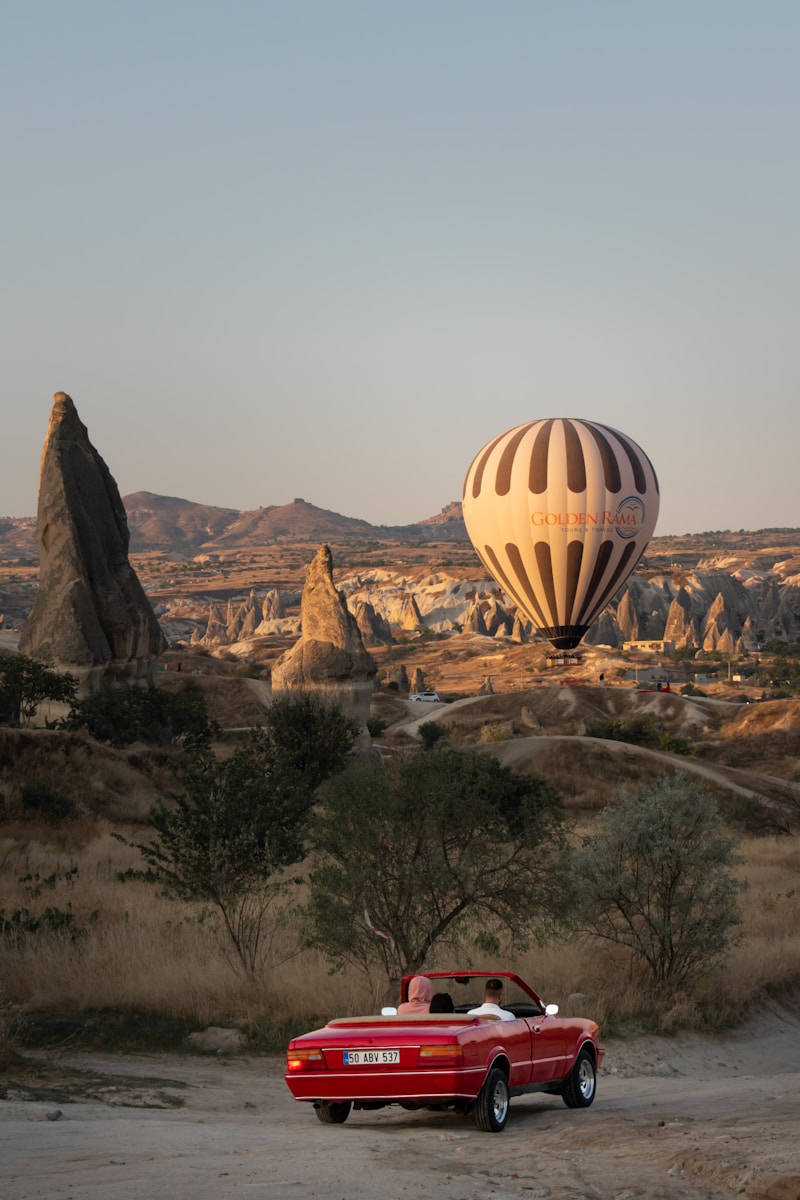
[121, 492, 240, 551]
[121, 494, 470, 553]
[0, 494, 471, 558]
[3, 489, 800, 564]
[210, 498, 377, 547]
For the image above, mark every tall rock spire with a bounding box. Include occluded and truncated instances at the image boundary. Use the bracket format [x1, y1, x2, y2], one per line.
[19, 392, 165, 679]
[271, 544, 376, 727]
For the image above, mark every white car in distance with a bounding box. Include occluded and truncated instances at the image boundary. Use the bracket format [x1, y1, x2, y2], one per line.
[409, 692, 442, 703]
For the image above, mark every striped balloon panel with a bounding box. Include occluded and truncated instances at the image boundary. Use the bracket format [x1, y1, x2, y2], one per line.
[462, 419, 659, 649]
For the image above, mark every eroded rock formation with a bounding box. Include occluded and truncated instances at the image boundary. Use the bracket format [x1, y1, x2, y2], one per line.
[409, 667, 426, 694]
[463, 599, 489, 636]
[271, 545, 377, 726]
[193, 600, 228, 646]
[351, 599, 394, 646]
[19, 393, 165, 686]
[384, 663, 411, 693]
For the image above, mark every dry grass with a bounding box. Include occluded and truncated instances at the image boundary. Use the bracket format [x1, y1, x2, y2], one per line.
[0, 823, 375, 1030]
[0, 729, 178, 823]
[486, 738, 659, 812]
[524, 833, 800, 1033]
[2, 816, 800, 1044]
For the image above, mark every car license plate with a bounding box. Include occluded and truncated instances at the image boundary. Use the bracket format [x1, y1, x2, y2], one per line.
[343, 1049, 400, 1065]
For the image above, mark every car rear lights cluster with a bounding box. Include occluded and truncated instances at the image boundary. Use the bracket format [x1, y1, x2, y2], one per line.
[417, 1044, 463, 1067]
[286, 1049, 326, 1072]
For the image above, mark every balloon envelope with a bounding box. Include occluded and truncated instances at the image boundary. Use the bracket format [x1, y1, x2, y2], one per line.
[462, 419, 660, 650]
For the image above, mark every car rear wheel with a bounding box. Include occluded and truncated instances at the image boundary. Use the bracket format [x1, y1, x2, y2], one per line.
[474, 1065, 510, 1132]
[561, 1048, 596, 1108]
[314, 1100, 352, 1124]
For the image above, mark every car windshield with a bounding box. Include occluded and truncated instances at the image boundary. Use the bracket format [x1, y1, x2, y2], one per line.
[426, 974, 543, 1016]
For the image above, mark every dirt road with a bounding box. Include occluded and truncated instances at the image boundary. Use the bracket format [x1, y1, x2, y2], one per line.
[2, 999, 799, 1200]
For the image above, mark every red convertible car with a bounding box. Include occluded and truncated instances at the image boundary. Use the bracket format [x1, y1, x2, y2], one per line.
[285, 970, 604, 1132]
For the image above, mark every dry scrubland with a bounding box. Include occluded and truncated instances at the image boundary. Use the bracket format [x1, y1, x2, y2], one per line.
[2, 669, 800, 1046]
[1, 823, 799, 1038]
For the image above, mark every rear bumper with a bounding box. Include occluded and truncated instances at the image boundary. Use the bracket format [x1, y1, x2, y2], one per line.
[285, 1065, 486, 1104]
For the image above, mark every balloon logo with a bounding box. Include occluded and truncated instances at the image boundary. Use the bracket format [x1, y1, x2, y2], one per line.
[462, 419, 660, 650]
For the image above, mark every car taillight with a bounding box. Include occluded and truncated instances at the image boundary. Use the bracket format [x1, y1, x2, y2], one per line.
[417, 1044, 463, 1067]
[286, 1049, 326, 1072]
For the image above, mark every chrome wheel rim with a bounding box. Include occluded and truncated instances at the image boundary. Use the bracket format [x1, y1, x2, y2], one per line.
[492, 1077, 509, 1124]
[578, 1058, 595, 1101]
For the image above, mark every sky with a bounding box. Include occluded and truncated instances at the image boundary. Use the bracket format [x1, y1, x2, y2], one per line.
[2, 1, 798, 536]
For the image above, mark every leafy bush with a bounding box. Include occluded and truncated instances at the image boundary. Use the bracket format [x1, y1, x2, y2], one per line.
[585, 715, 690, 755]
[574, 774, 741, 989]
[366, 717, 388, 738]
[418, 720, 446, 750]
[657, 730, 691, 755]
[585, 715, 661, 747]
[64, 681, 216, 748]
[479, 724, 513, 743]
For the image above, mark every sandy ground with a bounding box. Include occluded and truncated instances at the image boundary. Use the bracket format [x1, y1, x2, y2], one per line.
[2, 998, 799, 1200]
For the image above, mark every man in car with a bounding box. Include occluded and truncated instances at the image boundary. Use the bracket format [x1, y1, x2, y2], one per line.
[467, 978, 515, 1021]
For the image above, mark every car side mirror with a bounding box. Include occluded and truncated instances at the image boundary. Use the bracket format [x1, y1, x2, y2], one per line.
[545, 1003, 559, 1016]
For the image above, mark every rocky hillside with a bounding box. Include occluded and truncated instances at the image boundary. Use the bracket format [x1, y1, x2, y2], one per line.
[3, 488, 800, 656]
[173, 553, 800, 658]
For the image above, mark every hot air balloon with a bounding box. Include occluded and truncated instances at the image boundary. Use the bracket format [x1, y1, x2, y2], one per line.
[462, 419, 659, 651]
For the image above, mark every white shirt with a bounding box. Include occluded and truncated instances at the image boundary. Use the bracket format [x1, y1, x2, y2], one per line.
[467, 1002, 515, 1021]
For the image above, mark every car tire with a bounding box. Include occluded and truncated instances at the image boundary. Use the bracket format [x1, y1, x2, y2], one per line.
[314, 1100, 352, 1124]
[474, 1065, 510, 1132]
[561, 1047, 596, 1108]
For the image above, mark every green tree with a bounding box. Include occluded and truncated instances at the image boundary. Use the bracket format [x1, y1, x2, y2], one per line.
[64, 680, 215, 747]
[260, 692, 359, 789]
[305, 749, 569, 991]
[0, 654, 77, 727]
[126, 697, 356, 975]
[574, 774, 741, 988]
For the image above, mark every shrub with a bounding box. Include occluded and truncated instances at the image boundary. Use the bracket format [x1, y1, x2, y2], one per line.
[418, 720, 446, 750]
[585, 716, 690, 755]
[1, 905, 84, 946]
[64, 681, 215, 748]
[479, 724, 513, 743]
[657, 730, 691, 755]
[574, 774, 742, 989]
[585, 715, 661, 748]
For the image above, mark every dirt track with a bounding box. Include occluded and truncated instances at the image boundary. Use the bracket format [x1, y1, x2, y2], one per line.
[2, 998, 800, 1200]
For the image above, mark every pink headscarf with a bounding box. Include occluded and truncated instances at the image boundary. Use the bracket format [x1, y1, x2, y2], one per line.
[398, 975, 433, 1013]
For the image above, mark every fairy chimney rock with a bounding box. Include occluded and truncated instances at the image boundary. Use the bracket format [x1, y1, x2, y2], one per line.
[271, 545, 377, 725]
[19, 393, 165, 687]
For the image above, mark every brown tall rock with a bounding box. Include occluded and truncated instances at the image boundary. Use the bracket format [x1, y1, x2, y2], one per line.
[19, 393, 165, 682]
[271, 545, 376, 726]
